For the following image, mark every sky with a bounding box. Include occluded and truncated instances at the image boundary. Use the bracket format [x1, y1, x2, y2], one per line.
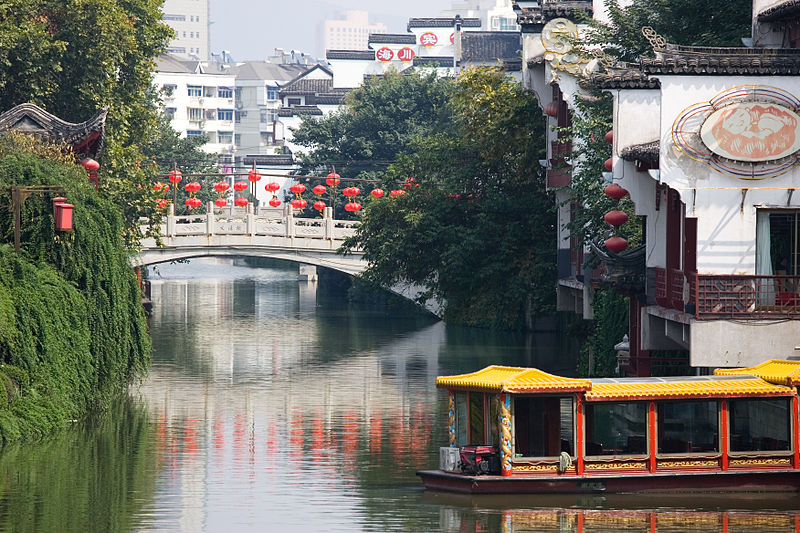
[209, 0, 454, 61]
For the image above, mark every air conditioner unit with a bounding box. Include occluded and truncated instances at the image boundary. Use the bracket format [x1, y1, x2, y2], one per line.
[440, 446, 460, 472]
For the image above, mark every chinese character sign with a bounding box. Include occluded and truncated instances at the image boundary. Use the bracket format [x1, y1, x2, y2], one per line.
[397, 47, 415, 62]
[450, 32, 455, 44]
[420, 32, 438, 47]
[375, 47, 394, 62]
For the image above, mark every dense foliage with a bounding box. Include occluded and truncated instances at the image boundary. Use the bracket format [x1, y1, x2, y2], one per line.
[0, 134, 151, 442]
[338, 68, 555, 328]
[0, 0, 173, 243]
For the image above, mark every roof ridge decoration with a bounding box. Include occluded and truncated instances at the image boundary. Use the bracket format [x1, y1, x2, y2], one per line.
[541, 18, 591, 80]
[435, 365, 592, 393]
[0, 103, 108, 157]
[714, 359, 800, 387]
[672, 85, 800, 180]
[642, 26, 667, 53]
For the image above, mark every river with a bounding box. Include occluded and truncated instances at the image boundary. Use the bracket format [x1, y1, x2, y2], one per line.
[0, 258, 797, 532]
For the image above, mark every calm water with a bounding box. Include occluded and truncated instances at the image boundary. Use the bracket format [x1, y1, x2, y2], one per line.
[0, 258, 797, 532]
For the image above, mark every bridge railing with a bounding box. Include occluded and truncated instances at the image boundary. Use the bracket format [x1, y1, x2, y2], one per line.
[141, 203, 359, 242]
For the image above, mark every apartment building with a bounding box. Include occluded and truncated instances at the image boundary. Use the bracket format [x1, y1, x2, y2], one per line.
[161, 0, 210, 59]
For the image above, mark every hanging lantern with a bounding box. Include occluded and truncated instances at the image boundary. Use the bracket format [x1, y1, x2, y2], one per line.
[185, 198, 194, 208]
[604, 130, 613, 143]
[389, 189, 405, 198]
[312, 184, 326, 195]
[289, 183, 306, 194]
[403, 178, 416, 190]
[326, 172, 341, 187]
[192, 197, 202, 208]
[314, 200, 326, 212]
[544, 101, 559, 117]
[604, 183, 629, 200]
[156, 199, 169, 209]
[604, 210, 629, 227]
[184, 181, 201, 193]
[291, 198, 307, 209]
[371, 188, 384, 198]
[235, 197, 248, 207]
[604, 158, 613, 171]
[168, 169, 182, 184]
[269, 197, 281, 207]
[604, 236, 628, 253]
[233, 181, 248, 192]
[265, 182, 280, 193]
[80, 158, 100, 172]
[54, 202, 74, 231]
[214, 181, 230, 193]
[344, 201, 362, 212]
[343, 186, 360, 197]
[248, 168, 261, 182]
[215, 198, 227, 207]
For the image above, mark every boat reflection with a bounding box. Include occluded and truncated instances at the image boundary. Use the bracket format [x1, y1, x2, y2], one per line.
[426, 493, 800, 533]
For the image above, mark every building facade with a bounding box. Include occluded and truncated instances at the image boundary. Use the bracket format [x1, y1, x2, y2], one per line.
[441, 0, 519, 31]
[321, 11, 388, 53]
[161, 0, 210, 59]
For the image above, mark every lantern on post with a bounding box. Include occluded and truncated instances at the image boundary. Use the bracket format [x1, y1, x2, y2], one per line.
[313, 200, 326, 214]
[269, 197, 281, 208]
[325, 172, 341, 187]
[313, 184, 326, 196]
[54, 202, 75, 231]
[389, 189, 405, 198]
[235, 197, 248, 207]
[233, 181, 248, 192]
[290, 198, 307, 209]
[215, 198, 227, 208]
[371, 188, 384, 198]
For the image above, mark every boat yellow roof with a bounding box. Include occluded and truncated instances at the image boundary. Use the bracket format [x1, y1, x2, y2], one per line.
[436, 366, 796, 399]
[714, 359, 800, 387]
[435, 365, 592, 394]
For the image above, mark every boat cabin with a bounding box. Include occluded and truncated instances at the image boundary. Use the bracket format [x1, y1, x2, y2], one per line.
[420, 360, 800, 493]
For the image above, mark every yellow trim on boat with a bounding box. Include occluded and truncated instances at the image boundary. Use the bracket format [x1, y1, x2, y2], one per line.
[586, 378, 794, 401]
[714, 359, 800, 387]
[435, 366, 592, 393]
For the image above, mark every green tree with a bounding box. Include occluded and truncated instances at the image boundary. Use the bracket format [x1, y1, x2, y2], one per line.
[343, 67, 555, 328]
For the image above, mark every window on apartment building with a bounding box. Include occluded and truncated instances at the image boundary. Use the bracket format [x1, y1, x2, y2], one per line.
[164, 14, 186, 21]
[757, 210, 800, 277]
[203, 86, 216, 97]
[266, 110, 277, 122]
[183, 31, 187, 38]
[187, 85, 201, 97]
[166, 47, 186, 54]
[164, 107, 176, 118]
[260, 109, 268, 123]
[218, 131, 234, 144]
[287, 98, 302, 107]
[234, 134, 241, 146]
[162, 84, 176, 96]
[217, 109, 234, 121]
[235, 111, 242, 123]
[267, 86, 279, 100]
[260, 132, 273, 146]
[205, 109, 217, 120]
[187, 108, 203, 121]
[186, 130, 203, 137]
[218, 87, 233, 99]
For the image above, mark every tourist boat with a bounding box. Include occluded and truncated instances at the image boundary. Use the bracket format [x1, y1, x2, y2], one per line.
[417, 360, 800, 494]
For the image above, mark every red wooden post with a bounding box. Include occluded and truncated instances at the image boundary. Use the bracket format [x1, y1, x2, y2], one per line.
[648, 400, 657, 473]
[720, 399, 729, 471]
[576, 394, 584, 475]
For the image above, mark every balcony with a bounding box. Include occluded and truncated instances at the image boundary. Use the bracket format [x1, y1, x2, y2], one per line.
[654, 267, 690, 311]
[695, 275, 800, 319]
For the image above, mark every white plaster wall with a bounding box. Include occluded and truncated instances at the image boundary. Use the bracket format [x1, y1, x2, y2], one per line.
[658, 76, 800, 275]
[329, 59, 370, 88]
[691, 319, 800, 367]
[408, 28, 457, 57]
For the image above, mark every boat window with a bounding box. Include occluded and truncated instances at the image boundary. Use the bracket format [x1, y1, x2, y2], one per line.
[469, 392, 485, 444]
[584, 402, 647, 456]
[729, 398, 791, 452]
[455, 392, 468, 446]
[657, 400, 719, 454]
[514, 396, 574, 458]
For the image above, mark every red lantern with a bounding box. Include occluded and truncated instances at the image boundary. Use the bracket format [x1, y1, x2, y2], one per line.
[184, 198, 194, 208]
[604, 130, 613, 143]
[389, 189, 405, 198]
[371, 188, 384, 198]
[604, 158, 613, 171]
[269, 197, 281, 207]
[344, 202, 362, 212]
[343, 186, 360, 197]
[314, 200, 326, 211]
[155, 199, 169, 209]
[248, 168, 261, 182]
[168, 169, 182, 184]
[153, 182, 166, 192]
[313, 184, 326, 195]
[192, 197, 202, 208]
[215, 198, 227, 207]
[544, 101, 559, 117]
[54, 202, 74, 231]
[80, 158, 100, 171]
[289, 183, 306, 194]
[291, 198, 307, 209]
[233, 181, 248, 192]
[184, 181, 201, 193]
[235, 197, 248, 207]
[265, 182, 280, 193]
[604, 183, 629, 200]
[604, 236, 628, 253]
[403, 178, 417, 190]
[326, 173, 341, 187]
[214, 181, 230, 193]
[604, 210, 629, 227]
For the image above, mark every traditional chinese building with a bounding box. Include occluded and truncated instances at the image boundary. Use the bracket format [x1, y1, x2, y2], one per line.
[0, 103, 107, 158]
[516, 0, 800, 374]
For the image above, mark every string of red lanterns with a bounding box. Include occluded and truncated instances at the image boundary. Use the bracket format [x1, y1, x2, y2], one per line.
[602, 130, 630, 253]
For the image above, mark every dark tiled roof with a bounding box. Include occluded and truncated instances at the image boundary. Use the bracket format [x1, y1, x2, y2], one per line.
[280, 78, 333, 96]
[243, 154, 293, 166]
[369, 33, 416, 44]
[591, 70, 660, 89]
[461, 32, 521, 63]
[413, 56, 456, 67]
[542, 1, 593, 19]
[758, 0, 800, 21]
[278, 106, 323, 117]
[315, 92, 349, 105]
[620, 141, 659, 167]
[641, 45, 800, 75]
[515, 6, 545, 26]
[407, 17, 481, 29]
[326, 50, 375, 60]
[0, 103, 107, 157]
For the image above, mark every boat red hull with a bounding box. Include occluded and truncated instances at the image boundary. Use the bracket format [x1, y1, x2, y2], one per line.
[417, 469, 800, 494]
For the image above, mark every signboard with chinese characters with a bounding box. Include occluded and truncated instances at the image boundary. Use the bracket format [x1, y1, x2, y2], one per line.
[397, 47, 415, 62]
[375, 47, 394, 62]
[420, 32, 438, 47]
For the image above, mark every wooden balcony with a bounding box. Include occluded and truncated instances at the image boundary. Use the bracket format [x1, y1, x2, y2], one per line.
[695, 275, 800, 319]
